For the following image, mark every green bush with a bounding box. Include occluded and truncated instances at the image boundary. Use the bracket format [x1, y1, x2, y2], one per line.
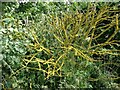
[1, 2, 120, 89]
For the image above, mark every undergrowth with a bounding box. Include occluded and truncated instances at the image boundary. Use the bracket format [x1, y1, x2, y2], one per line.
[1, 2, 120, 89]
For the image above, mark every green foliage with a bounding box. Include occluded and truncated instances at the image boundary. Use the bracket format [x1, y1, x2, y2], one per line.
[1, 2, 120, 89]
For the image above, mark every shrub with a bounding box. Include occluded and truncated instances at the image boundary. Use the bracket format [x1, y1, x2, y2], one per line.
[1, 2, 120, 89]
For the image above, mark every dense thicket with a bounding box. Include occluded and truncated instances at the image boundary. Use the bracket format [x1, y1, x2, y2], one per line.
[1, 2, 120, 89]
